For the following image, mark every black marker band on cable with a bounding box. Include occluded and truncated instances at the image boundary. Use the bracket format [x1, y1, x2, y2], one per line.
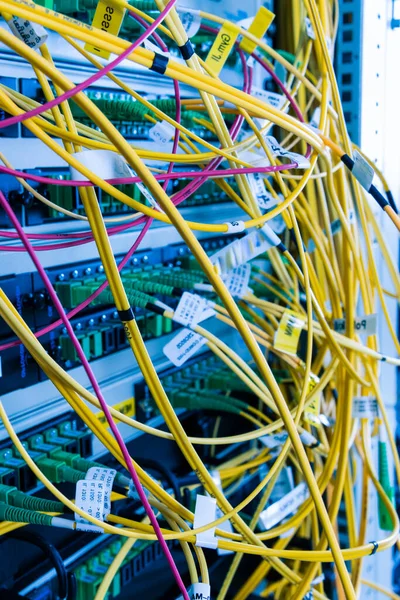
[118, 307, 135, 322]
[277, 242, 287, 253]
[341, 153, 354, 171]
[369, 541, 379, 555]
[149, 303, 165, 316]
[370, 185, 389, 209]
[150, 53, 169, 75]
[179, 40, 194, 60]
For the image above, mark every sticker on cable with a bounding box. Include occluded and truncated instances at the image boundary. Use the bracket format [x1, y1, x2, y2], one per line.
[85, 467, 116, 518]
[69, 150, 132, 182]
[205, 21, 240, 76]
[224, 220, 246, 233]
[274, 309, 305, 356]
[239, 6, 275, 55]
[149, 121, 174, 146]
[177, 8, 202, 38]
[136, 181, 164, 213]
[176, 583, 212, 600]
[333, 314, 377, 336]
[143, 39, 170, 57]
[210, 470, 233, 555]
[304, 374, 322, 427]
[352, 150, 374, 191]
[173, 292, 215, 327]
[223, 264, 251, 298]
[6, 16, 48, 49]
[304, 16, 316, 39]
[194, 494, 218, 549]
[163, 328, 207, 367]
[259, 482, 309, 530]
[353, 397, 378, 419]
[252, 88, 287, 111]
[75, 479, 106, 532]
[85, 1, 126, 59]
[212, 225, 280, 274]
[264, 136, 311, 169]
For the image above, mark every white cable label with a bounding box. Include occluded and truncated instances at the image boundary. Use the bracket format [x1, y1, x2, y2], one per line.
[85, 467, 116, 519]
[352, 150, 374, 190]
[176, 583, 211, 600]
[163, 328, 207, 367]
[194, 494, 218, 550]
[144, 39, 170, 57]
[75, 480, 106, 532]
[136, 181, 164, 213]
[224, 264, 251, 298]
[259, 482, 309, 530]
[333, 314, 377, 336]
[248, 172, 272, 208]
[149, 120, 175, 146]
[264, 136, 311, 169]
[177, 8, 202, 37]
[224, 221, 246, 233]
[6, 17, 48, 49]
[212, 225, 280, 274]
[210, 470, 233, 555]
[173, 293, 216, 327]
[260, 431, 289, 448]
[305, 17, 316, 39]
[353, 397, 378, 419]
[252, 88, 287, 111]
[70, 150, 132, 182]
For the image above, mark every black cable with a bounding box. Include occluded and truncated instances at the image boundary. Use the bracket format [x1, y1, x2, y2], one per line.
[5, 529, 68, 600]
[66, 572, 77, 600]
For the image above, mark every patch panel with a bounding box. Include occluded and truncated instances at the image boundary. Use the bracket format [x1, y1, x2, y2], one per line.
[0, 165, 233, 227]
[0, 412, 92, 493]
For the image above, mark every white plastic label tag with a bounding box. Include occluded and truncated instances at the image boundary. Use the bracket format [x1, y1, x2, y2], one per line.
[6, 17, 48, 49]
[173, 293, 215, 327]
[309, 107, 321, 131]
[75, 521, 104, 533]
[210, 470, 233, 555]
[248, 172, 272, 208]
[85, 467, 116, 519]
[177, 8, 202, 38]
[224, 221, 246, 233]
[70, 150, 132, 182]
[259, 482, 309, 530]
[136, 181, 164, 213]
[224, 264, 251, 298]
[252, 87, 287, 111]
[305, 17, 316, 39]
[176, 583, 212, 600]
[212, 225, 280, 274]
[75, 479, 106, 531]
[353, 397, 378, 419]
[260, 432, 288, 448]
[163, 328, 206, 367]
[333, 314, 377, 336]
[352, 150, 374, 190]
[194, 494, 218, 550]
[144, 39, 170, 57]
[149, 121, 175, 146]
[264, 136, 311, 169]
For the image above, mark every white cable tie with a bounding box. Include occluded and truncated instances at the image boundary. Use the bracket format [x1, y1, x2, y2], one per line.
[194, 494, 218, 550]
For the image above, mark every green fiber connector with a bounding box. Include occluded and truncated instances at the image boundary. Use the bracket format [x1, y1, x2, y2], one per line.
[28, 434, 58, 455]
[146, 314, 163, 338]
[0, 484, 65, 513]
[44, 428, 77, 451]
[13, 441, 47, 463]
[37, 457, 86, 484]
[35, 0, 54, 8]
[0, 503, 53, 527]
[0, 467, 16, 485]
[378, 440, 395, 530]
[57, 422, 92, 457]
[89, 331, 103, 358]
[75, 566, 109, 600]
[0, 449, 31, 488]
[55, 281, 83, 309]
[87, 555, 120, 595]
[60, 333, 91, 363]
